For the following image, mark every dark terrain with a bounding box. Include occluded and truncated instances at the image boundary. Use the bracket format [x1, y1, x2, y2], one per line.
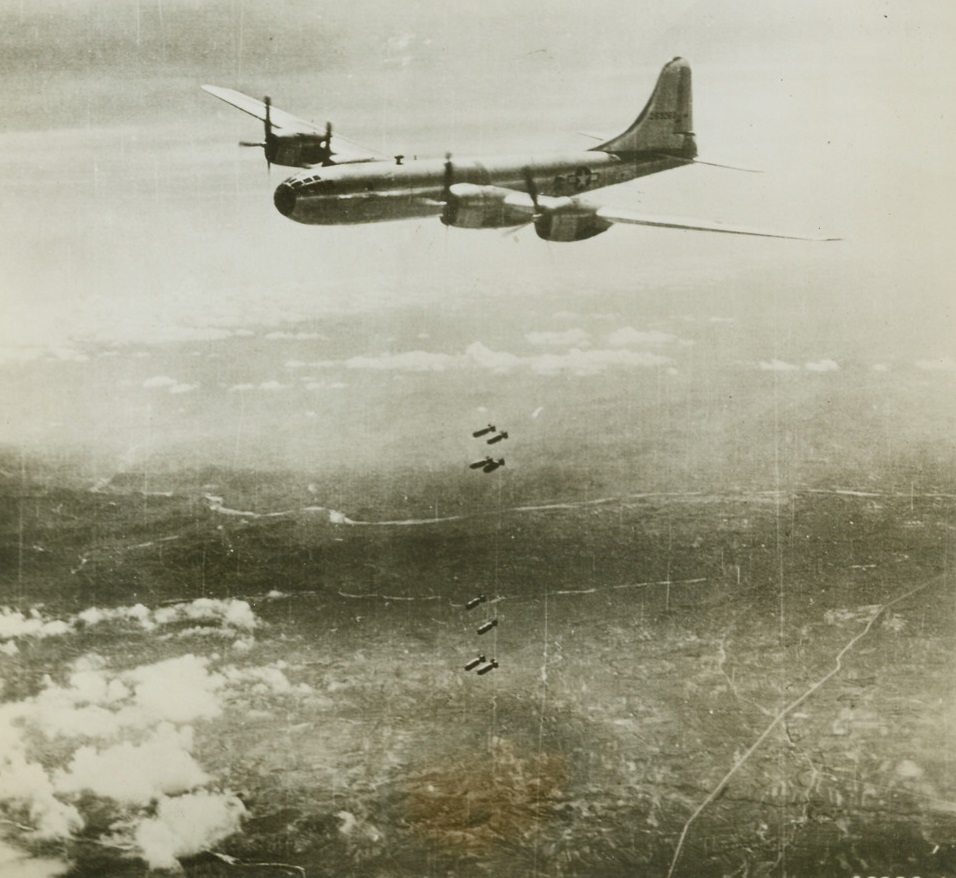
[2, 448, 954, 877]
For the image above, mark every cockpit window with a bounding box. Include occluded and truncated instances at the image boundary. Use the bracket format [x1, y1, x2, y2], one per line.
[290, 175, 332, 192]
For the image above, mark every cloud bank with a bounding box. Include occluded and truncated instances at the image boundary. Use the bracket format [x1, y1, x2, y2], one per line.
[0, 599, 259, 652]
[291, 337, 672, 377]
[758, 358, 842, 373]
[0, 634, 310, 871]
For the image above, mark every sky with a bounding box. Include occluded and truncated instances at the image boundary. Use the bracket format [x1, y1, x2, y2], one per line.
[0, 0, 955, 472]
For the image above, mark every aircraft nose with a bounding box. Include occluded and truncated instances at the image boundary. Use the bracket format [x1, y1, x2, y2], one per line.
[273, 182, 296, 217]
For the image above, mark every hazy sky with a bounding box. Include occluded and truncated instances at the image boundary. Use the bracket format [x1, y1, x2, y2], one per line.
[1, 0, 954, 469]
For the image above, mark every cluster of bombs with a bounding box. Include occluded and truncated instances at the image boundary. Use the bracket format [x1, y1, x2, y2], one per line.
[462, 593, 498, 676]
[462, 423, 508, 675]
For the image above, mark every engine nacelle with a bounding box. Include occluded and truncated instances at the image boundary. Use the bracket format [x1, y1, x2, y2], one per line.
[441, 184, 531, 229]
[266, 133, 331, 169]
[534, 207, 611, 242]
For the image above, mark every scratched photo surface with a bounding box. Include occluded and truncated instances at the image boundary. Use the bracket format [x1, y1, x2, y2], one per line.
[1, 2, 955, 876]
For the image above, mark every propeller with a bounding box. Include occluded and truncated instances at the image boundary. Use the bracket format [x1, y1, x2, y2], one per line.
[264, 96, 272, 172]
[439, 153, 456, 228]
[238, 95, 275, 173]
[321, 120, 333, 166]
[501, 166, 543, 237]
[442, 152, 454, 200]
[522, 166, 541, 214]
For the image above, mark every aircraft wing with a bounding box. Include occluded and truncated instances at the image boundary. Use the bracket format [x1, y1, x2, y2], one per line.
[591, 205, 841, 241]
[201, 85, 386, 164]
[491, 188, 838, 241]
[202, 85, 323, 133]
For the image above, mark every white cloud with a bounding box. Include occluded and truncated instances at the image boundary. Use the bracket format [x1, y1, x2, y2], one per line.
[0, 838, 71, 877]
[525, 329, 590, 347]
[0, 645, 309, 866]
[385, 32, 414, 52]
[264, 331, 328, 341]
[873, 363, 889, 372]
[169, 383, 198, 394]
[759, 359, 800, 371]
[124, 655, 226, 725]
[805, 359, 839, 372]
[170, 599, 258, 632]
[77, 604, 152, 629]
[0, 609, 72, 641]
[287, 339, 676, 378]
[464, 342, 522, 372]
[343, 351, 456, 372]
[226, 380, 290, 391]
[26, 655, 225, 741]
[134, 792, 246, 871]
[915, 356, 956, 372]
[77, 599, 258, 636]
[134, 327, 234, 344]
[465, 342, 668, 376]
[0, 346, 45, 363]
[0, 741, 84, 839]
[142, 375, 177, 389]
[606, 327, 679, 347]
[304, 379, 348, 391]
[55, 724, 208, 804]
[0, 600, 260, 655]
[49, 348, 89, 363]
[526, 348, 669, 376]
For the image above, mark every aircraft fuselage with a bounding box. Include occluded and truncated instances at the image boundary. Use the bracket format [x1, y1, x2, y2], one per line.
[273, 152, 686, 225]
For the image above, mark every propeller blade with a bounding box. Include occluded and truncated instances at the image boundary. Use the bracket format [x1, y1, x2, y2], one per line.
[238, 141, 266, 147]
[500, 221, 533, 237]
[442, 152, 453, 200]
[264, 96, 272, 173]
[521, 166, 541, 213]
[322, 120, 333, 166]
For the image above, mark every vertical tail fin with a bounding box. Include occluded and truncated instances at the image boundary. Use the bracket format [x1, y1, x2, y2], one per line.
[592, 57, 696, 158]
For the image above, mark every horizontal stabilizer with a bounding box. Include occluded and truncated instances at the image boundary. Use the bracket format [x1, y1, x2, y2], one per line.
[667, 155, 763, 173]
